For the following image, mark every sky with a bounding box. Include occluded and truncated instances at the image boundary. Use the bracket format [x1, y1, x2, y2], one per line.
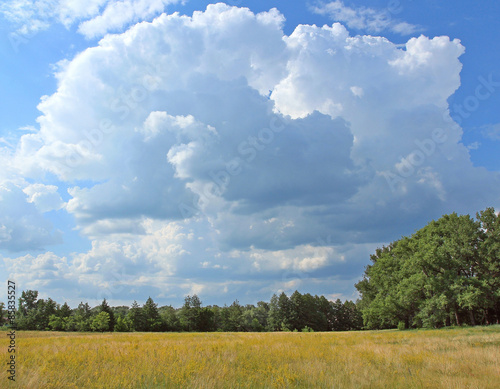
[0, 0, 499, 308]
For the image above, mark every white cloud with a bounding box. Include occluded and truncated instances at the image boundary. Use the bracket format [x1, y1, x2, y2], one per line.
[23, 183, 64, 212]
[392, 21, 419, 36]
[57, 0, 108, 26]
[0, 182, 62, 252]
[15, 5, 500, 244]
[350, 86, 364, 97]
[248, 244, 336, 272]
[466, 141, 480, 151]
[4, 4, 500, 305]
[1, 217, 375, 305]
[311, 0, 421, 35]
[482, 123, 500, 141]
[0, 0, 181, 39]
[0, 145, 63, 252]
[77, 0, 180, 39]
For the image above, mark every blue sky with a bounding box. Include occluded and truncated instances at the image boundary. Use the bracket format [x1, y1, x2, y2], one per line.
[0, 0, 499, 308]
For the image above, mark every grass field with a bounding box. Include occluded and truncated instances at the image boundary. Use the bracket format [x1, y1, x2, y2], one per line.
[1, 326, 499, 388]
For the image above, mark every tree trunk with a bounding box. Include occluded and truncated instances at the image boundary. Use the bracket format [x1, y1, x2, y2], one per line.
[468, 310, 476, 326]
[454, 311, 461, 326]
[485, 308, 491, 325]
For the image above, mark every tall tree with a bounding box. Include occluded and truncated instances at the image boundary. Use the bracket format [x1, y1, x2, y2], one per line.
[197, 307, 216, 332]
[74, 302, 92, 332]
[58, 302, 72, 318]
[127, 301, 145, 331]
[277, 292, 293, 331]
[179, 295, 203, 331]
[224, 300, 244, 331]
[98, 299, 115, 331]
[289, 291, 306, 331]
[114, 315, 129, 332]
[160, 305, 181, 331]
[356, 208, 500, 329]
[254, 301, 269, 330]
[0, 302, 5, 325]
[91, 312, 110, 332]
[16, 290, 39, 330]
[267, 294, 280, 331]
[477, 208, 500, 324]
[142, 297, 162, 331]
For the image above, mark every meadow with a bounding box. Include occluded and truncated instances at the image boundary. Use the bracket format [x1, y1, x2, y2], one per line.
[1, 326, 499, 388]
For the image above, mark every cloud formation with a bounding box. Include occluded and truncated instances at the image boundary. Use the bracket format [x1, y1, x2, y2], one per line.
[311, 0, 420, 35]
[0, 146, 62, 252]
[482, 123, 500, 141]
[0, 182, 62, 252]
[0, 0, 180, 38]
[3, 3, 500, 305]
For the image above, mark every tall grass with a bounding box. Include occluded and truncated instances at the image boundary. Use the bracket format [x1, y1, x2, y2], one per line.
[1, 326, 499, 388]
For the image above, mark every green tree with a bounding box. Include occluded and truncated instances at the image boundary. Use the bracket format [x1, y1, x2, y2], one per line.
[127, 301, 145, 331]
[58, 302, 72, 318]
[197, 307, 216, 332]
[222, 300, 243, 331]
[289, 291, 306, 331]
[91, 312, 110, 332]
[98, 299, 115, 331]
[16, 290, 39, 330]
[356, 208, 500, 329]
[277, 292, 293, 331]
[477, 207, 500, 324]
[63, 315, 79, 331]
[253, 301, 269, 331]
[160, 305, 181, 331]
[114, 315, 129, 332]
[267, 294, 280, 331]
[48, 314, 64, 331]
[411, 213, 482, 326]
[142, 297, 162, 331]
[342, 300, 363, 330]
[179, 295, 202, 331]
[74, 302, 92, 332]
[0, 302, 5, 326]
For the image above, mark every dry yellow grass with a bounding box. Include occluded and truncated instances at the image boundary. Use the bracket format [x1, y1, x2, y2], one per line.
[1, 326, 499, 388]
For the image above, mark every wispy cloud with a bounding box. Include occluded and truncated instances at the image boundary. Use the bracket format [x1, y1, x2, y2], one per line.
[481, 123, 500, 141]
[0, 0, 181, 39]
[310, 0, 421, 35]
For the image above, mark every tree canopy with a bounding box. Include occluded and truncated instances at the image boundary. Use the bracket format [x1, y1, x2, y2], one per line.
[6, 291, 362, 333]
[356, 208, 500, 329]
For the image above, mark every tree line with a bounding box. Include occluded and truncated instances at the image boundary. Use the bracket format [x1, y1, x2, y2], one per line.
[0, 290, 362, 333]
[2, 207, 497, 332]
[355, 207, 500, 329]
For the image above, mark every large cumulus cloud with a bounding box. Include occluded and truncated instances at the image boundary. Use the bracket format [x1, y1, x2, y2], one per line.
[4, 3, 500, 304]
